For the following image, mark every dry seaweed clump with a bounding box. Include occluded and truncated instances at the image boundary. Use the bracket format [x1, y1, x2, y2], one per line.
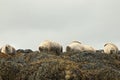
[97, 68, 120, 80]
[0, 60, 23, 80]
[0, 51, 120, 80]
[19, 57, 83, 80]
[61, 52, 120, 79]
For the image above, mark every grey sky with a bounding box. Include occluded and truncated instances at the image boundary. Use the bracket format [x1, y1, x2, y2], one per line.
[0, 0, 120, 51]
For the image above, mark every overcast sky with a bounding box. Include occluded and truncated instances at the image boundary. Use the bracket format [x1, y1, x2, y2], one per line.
[0, 0, 120, 51]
